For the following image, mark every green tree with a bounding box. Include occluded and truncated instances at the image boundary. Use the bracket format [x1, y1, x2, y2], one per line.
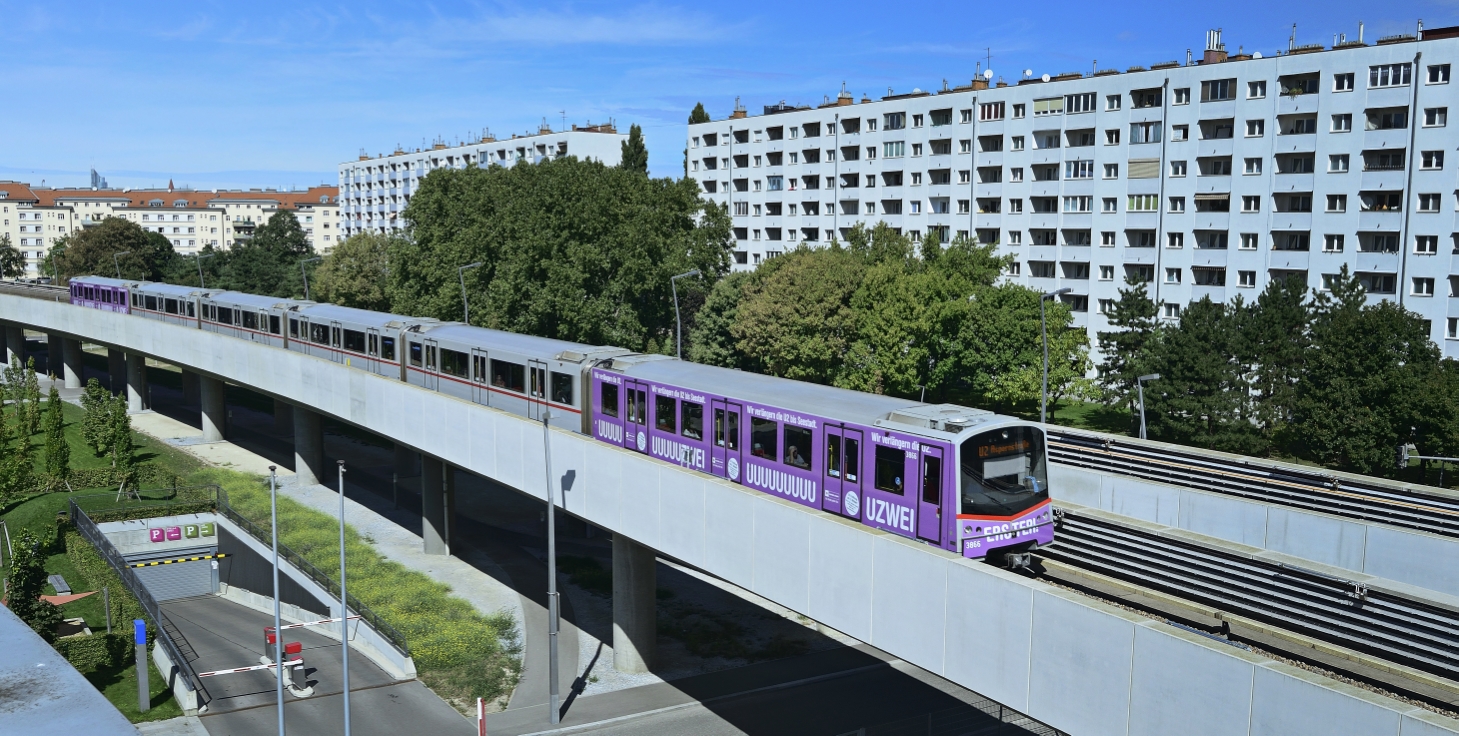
[688, 103, 711, 124]
[21, 358, 42, 436]
[730, 246, 865, 384]
[1142, 298, 1264, 454]
[220, 211, 313, 297]
[619, 124, 649, 175]
[688, 271, 757, 370]
[80, 378, 111, 455]
[6, 530, 63, 641]
[1246, 275, 1310, 438]
[954, 284, 1090, 411]
[392, 156, 731, 351]
[43, 385, 69, 480]
[1096, 277, 1159, 411]
[313, 232, 394, 311]
[0, 233, 25, 279]
[108, 394, 137, 488]
[1291, 267, 1440, 475]
[53, 217, 175, 283]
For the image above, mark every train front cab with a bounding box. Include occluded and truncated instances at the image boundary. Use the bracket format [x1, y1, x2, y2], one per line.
[954, 424, 1054, 559]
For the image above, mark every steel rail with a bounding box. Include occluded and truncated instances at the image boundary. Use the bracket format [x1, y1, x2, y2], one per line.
[1048, 430, 1459, 538]
[1038, 510, 1459, 681]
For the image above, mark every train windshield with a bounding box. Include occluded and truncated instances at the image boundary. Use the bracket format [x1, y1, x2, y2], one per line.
[959, 426, 1048, 516]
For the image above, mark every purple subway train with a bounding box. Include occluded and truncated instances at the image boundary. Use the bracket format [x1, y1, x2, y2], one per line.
[66, 274, 1053, 559]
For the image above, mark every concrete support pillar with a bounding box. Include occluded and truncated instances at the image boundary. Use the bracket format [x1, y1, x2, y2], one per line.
[107, 349, 126, 394]
[273, 399, 294, 437]
[420, 457, 454, 555]
[126, 353, 149, 413]
[47, 334, 63, 378]
[4, 324, 24, 367]
[199, 376, 226, 443]
[180, 370, 200, 407]
[393, 444, 418, 479]
[62, 338, 84, 389]
[292, 407, 324, 486]
[612, 535, 657, 674]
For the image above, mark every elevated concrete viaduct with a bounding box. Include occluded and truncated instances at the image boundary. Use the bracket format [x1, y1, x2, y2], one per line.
[5, 296, 1459, 736]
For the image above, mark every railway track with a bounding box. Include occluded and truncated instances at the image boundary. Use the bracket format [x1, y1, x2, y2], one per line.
[1048, 429, 1459, 538]
[1038, 509, 1459, 705]
[0, 281, 67, 300]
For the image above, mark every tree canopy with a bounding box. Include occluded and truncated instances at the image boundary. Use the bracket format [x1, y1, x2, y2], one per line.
[688, 103, 711, 124]
[0, 234, 25, 279]
[619, 124, 649, 175]
[312, 232, 394, 310]
[52, 217, 176, 283]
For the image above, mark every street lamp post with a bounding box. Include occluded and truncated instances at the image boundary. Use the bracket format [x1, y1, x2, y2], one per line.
[337, 461, 351, 736]
[670, 269, 700, 360]
[192, 252, 214, 289]
[541, 409, 560, 724]
[1137, 373, 1161, 440]
[459, 262, 483, 325]
[268, 467, 284, 736]
[1039, 288, 1072, 424]
[300, 257, 322, 301]
[112, 251, 131, 280]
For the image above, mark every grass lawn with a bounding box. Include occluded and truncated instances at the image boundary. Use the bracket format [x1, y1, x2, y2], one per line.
[1050, 400, 1135, 436]
[6, 399, 203, 481]
[87, 654, 184, 722]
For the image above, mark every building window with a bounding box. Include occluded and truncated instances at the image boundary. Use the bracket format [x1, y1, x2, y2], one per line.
[1006, 198, 1022, 213]
[1063, 196, 1092, 213]
[979, 102, 1005, 121]
[1428, 64, 1451, 85]
[1245, 119, 1265, 137]
[1100, 163, 1117, 180]
[1331, 114, 1352, 133]
[1171, 160, 1187, 177]
[1239, 233, 1258, 250]
[1369, 63, 1412, 88]
[1163, 302, 1182, 318]
[1242, 196, 1261, 213]
[1099, 265, 1115, 280]
[1127, 194, 1158, 212]
[1238, 270, 1257, 287]
[1334, 73, 1355, 92]
[1100, 198, 1116, 214]
[1066, 92, 1096, 114]
[1424, 107, 1448, 127]
[1417, 193, 1440, 212]
[1171, 125, 1189, 142]
[1247, 80, 1267, 99]
[1329, 154, 1349, 173]
[1243, 158, 1262, 175]
[960, 109, 973, 123]
[1167, 233, 1184, 249]
[1174, 87, 1192, 104]
[1033, 97, 1064, 116]
[1012, 104, 1026, 119]
[1066, 160, 1094, 179]
[1010, 136, 1025, 151]
[1168, 197, 1186, 213]
[1106, 95, 1122, 111]
[1414, 277, 1435, 296]
[1326, 194, 1347, 212]
[1416, 235, 1439, 254]
[1199, 80, 1235, 102]
[1422, 151, 1444, 170]
[1130, 122, 1162, 144]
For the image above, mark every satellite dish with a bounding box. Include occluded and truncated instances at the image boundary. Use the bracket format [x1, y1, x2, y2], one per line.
[1041, 73, 1051, 82]
[983, 69, 994, 80]
[913, 87, 923, 93]
[1024, 69, 1033, 78]
[1252, 51, 1263, 59]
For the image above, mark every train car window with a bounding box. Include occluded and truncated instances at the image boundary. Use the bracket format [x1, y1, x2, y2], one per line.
[726, 410, 740, 451]
[290, 319, 299, 338]
[633, 389, 648, 423]
[331, 326, 341, 347]
[381, 337, 395, 361]
[218, 307, 234, 325]
[343, 329, 366, 353]
[626, 388, 639, 422]
[241, 311, 258, 330]
[714, 409, 725, 447]
[530, 367, 545, 398]
[311, 323, 329, 344]
[132, 294, 140, 307]
[164, 298, 178, 314]
[440, 348, 468, 377]
[472, 355, 486, 381]
[681, 402, 703, 440]
[368, 334, 378, 355]
[269, 315, 281, 335]
[784, 426, 812, 470]
[827, 436, 841, 477]
[551, 372, 573, 404]
[601, 383, 619, 418]
[101, 290, 111, 303]
[655, 396, 676, 433]
[922, 455, 943, 504]
[874, 446, 905, 495]
[425, 345, 436, 369]
[751, 418, 777, 459]
[490, 359, 524, 392]
[845, 438, 859, 482]
[409, 342, 423, 367]
[145, 295, 158, 311]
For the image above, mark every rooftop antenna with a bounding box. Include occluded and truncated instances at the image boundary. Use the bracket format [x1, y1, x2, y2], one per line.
[1359, 21, 1364, 43]
[1289, 23, 1297, 51]
[985, 47, 992, 73]
[1092, 59, 1097, 76]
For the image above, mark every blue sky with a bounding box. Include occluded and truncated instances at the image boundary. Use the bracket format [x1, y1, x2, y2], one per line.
[1, 1, 1453, 189]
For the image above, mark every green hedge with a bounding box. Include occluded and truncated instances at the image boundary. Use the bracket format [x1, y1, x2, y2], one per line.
[54, 633, 134, 673]
[17, 466, 184, 497]
[65, 530, 147, 629]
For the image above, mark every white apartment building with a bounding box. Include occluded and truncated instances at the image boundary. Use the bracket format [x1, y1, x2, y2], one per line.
[688, 25, 1459, 357]
[339, 124, 626, 237]
[0, 183, 340, 277]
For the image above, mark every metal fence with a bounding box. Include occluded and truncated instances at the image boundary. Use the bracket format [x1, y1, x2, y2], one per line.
[215, 489, 412, 658]
[68, 498, 210, 705]
[71, 484, 220, 523]
[836, 698, 1068, 736]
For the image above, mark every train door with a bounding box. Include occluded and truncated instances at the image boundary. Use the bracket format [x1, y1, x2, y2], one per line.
[366, 328, 382, 374]
[329, 321, 345, 363]
[710, 399, 743, 482]
[917, 445, 945, 544]
[528, 360, 548, 420]
[296, 317, 309, 355]
[825, 427, 863, 518]
[623, 380, 649, 453]
[422, 338, 439, 390]
[471, 349, 489, 405]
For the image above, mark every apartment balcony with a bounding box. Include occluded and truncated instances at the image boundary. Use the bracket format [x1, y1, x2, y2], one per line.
[1355, 252, 1401, 272]
[1189, 249, 1229, 267]
[1273, 173, 1314, 192]
[1358, 211, 1403, 231]
[1363, 129, 1410, 150]
[1270, 213, 1312, 230]
[1276, 94, 1321, 115]
[1267, 251, 1310, 270]
[1191, 285, 1228, 302]
[1359, 170, 1406, 191]
[1195, 138, 1234, 158]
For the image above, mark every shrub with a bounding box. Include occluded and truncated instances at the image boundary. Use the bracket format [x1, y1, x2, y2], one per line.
[54, 632, 134, 672]
[7, 529, 64, 641]
[65, 530, 147, 628]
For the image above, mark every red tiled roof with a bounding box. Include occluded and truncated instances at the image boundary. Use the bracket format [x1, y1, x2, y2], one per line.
[0, 181, 39, 203]
[22, 184, 339, 210]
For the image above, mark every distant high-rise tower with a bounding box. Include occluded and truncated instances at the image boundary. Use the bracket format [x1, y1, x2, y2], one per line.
[89, 168, 108, 190]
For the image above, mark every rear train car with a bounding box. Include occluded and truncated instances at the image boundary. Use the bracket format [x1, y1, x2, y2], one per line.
[68, 276, 133, 314]
[130, 282, 206, 326]
[199, 292, 300, 348]
[288, 304, 431, 378]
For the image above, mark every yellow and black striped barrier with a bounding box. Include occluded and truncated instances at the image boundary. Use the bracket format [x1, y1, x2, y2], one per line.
[129, 553, 228, 568]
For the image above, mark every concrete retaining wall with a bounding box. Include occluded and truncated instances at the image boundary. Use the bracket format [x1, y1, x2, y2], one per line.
[1051, 464, 1459, 600]
[8, 297, 1459, 735]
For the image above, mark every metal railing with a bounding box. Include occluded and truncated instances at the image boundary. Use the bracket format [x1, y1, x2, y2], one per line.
[215, 489, 412, 657]
[69, 499, 210, 704]
[1047, 429, 1459, 538]
[71, 485, 220, 523]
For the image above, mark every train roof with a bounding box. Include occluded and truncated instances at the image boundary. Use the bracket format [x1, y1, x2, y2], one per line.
[296, 303, 436, 329]
[417, 323, 619, 361]
[132, 282, 208, 298]
[617, 358, 926, 427]
[205, 291, 306, 310]
[70, 276, 135, 288]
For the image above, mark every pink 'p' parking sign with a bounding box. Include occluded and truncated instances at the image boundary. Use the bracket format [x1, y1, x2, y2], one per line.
[149, 528, 166, 543]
